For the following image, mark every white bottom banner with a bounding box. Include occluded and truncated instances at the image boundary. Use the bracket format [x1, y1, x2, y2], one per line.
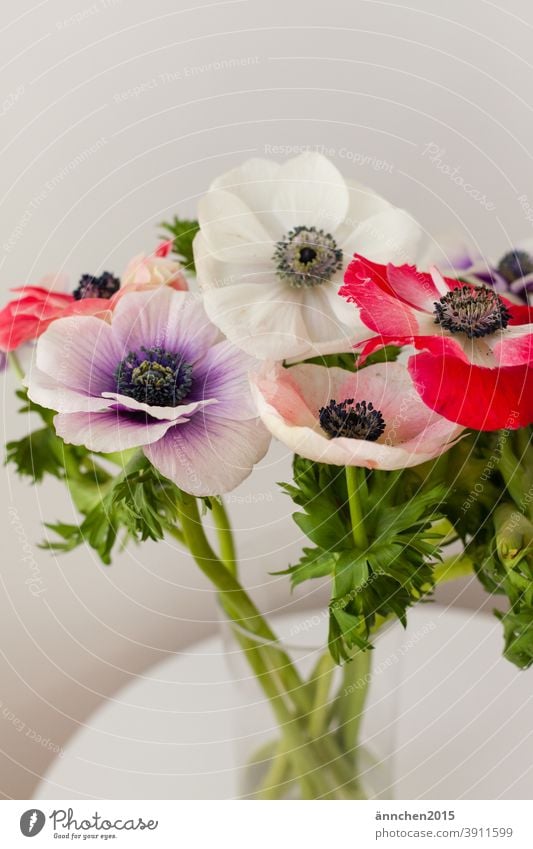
[1, 800, 531, 847]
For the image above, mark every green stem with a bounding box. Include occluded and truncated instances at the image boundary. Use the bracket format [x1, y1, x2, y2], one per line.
[513, 427, 531, 463]
[255, 739, 293, 800]
[179, 492, 363, 797]
[345, 466, 368, 549]
[499, 438, 526, 509]
[8, 351, 24, 379]
[166, 524, 186, 546]
[177, 492, 278, 641]
[210, 497, 237, 577]
[232, 629, 323, 799]
[339, 649, 372, 751]
[308, 652, 337, 738]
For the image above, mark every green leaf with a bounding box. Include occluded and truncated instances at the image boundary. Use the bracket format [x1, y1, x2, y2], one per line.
[159, 217, 199, 271]
[274, 547, 337, 588]
[280, 456, 351, 551]
[292, 346, 401, 372]
[281, 456, 447, 664]
[5, 389, 107, 490]
[6, 427, 65, 483]
[43, 457, 184, 565]
[293, 352, 358, 371]
[496, 609, 533, 669]
[332, 551, 369, 603]
[358, 344, 401, 366]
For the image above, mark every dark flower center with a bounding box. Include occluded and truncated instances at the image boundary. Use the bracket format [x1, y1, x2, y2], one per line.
[497, 250, 533, 284]
[273, 226, 343, 288]
[433, 285, 510, 338]
[73, 272, 120, 300]
[115, 346, 193, 407]
[319, 399, 386, 442]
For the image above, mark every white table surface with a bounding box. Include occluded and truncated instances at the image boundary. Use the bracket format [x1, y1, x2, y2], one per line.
[35, 606, 532, 800]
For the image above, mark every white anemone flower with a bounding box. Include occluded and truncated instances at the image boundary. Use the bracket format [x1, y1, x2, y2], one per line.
[193, 152, 424, 360]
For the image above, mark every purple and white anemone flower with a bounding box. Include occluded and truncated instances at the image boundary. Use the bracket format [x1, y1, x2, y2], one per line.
[26, 288, 271, 496]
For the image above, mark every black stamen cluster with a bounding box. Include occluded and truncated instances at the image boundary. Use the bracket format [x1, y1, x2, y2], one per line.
[115, 346, 193, 407]
[434, 285, 511, 338]
[274, 226, 343, 288]
[319, 398, 386, 442]
[73, 272, 120, 300]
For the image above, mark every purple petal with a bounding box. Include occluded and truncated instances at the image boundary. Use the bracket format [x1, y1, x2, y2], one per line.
[144, 412, 271, 495]
[36, 315, 117, 395]
[54, 410, 176, 452]
[110, 289, 221, 363]
[27, 365, 118, 413]
[189, 340, 260, 420]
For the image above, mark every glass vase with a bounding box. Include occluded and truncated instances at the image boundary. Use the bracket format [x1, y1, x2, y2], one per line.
[220, 609, 402, 800]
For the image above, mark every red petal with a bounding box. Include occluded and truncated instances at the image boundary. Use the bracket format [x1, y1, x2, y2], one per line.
[386, 263, 445, 312]
[503, 299, 533, 326]
[340, 255, 419, 336]
[408, 351, 533, 430]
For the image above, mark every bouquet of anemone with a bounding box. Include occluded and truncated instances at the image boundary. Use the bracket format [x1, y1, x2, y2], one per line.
[3, 153, 533, 801]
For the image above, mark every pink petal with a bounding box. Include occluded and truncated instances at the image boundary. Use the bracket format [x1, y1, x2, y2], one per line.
[492, 327, 533, 367]
[251, 361, 463, 470]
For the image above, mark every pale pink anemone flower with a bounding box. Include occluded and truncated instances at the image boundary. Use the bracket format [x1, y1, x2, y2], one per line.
[339, 255, 533, 430]
[26, 287, 270, 496]
[120, 240, 188, 295]
[251, 361, 464, 470]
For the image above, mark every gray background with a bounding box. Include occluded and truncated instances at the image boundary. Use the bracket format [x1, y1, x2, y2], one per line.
[0, 0, 530, 799]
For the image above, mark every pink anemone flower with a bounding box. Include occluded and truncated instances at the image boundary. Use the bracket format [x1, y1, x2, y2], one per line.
[26, 288, 270, 496]
[120, 240, 188, 295]
[339, 256, 533, 431]
[251, 360, 464, 470]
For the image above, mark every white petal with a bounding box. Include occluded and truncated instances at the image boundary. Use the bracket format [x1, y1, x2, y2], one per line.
[194, 231, 277, 290]
[347, 208, 423, 264]
[198, 189, 273, 263]
[334, 179, 392, 244]
[202, 281, 312, 360]
[315, 271, 367, 330]
[101, 392, 218, 421]
[272, 152, 349, 233]
[210, 157, 282, 235]
[299, 284, 363, 350]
